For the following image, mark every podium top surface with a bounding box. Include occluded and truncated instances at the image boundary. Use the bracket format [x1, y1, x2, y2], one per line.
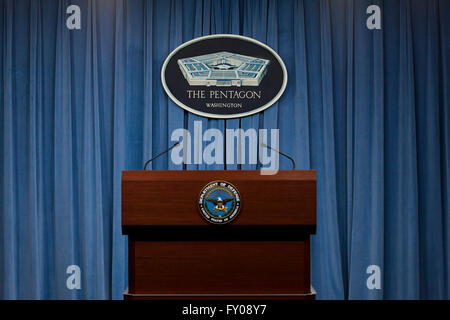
[122, 170, 316, 228]
[122, 170, 315, 181]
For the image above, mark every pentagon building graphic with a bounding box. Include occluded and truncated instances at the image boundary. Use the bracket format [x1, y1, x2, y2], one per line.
[177, 52, 270, 87]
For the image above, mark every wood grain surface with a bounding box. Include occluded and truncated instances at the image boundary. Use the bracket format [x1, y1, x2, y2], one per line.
[128, 239, 310, 295]
[122, 170, 316, 299]
[122, 170, 316, 226]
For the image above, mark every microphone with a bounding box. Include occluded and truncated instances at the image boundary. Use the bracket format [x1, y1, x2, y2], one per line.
[143, 141, 181, 170]
[261, 143, 296, 170]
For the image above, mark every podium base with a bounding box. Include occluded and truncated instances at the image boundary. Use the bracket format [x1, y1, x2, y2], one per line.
[123, 287, 316, 300]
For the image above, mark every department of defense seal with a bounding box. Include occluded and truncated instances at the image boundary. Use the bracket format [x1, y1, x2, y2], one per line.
[198, 180, 241, 225]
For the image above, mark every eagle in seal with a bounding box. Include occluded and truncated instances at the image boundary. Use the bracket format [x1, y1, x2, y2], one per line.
[206, 196, 233, 212]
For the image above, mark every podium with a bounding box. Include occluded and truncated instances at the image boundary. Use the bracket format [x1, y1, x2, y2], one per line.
[122, 170, 316, 300]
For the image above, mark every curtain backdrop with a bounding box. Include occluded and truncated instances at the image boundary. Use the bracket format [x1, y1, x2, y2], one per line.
[1, 0, 449, 299]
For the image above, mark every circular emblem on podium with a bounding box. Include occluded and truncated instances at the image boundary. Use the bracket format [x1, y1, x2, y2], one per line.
[198, 180, 241, 225]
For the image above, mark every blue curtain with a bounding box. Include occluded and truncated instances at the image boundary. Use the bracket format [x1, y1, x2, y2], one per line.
[0, 0, 448, 299]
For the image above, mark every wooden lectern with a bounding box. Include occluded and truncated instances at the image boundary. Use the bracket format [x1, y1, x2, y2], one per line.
[122, 170, 316, 300]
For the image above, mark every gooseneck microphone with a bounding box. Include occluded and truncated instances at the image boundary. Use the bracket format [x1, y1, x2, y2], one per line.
[261, 143, 296, 170]
[143, 141, 181, 170]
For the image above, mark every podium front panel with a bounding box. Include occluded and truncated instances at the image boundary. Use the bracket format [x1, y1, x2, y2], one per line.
[122, 170, 316, 227]
[128, 239, 310, 295]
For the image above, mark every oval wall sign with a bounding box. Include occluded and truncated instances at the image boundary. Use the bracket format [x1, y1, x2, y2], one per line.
[161, 34, 288, 119]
